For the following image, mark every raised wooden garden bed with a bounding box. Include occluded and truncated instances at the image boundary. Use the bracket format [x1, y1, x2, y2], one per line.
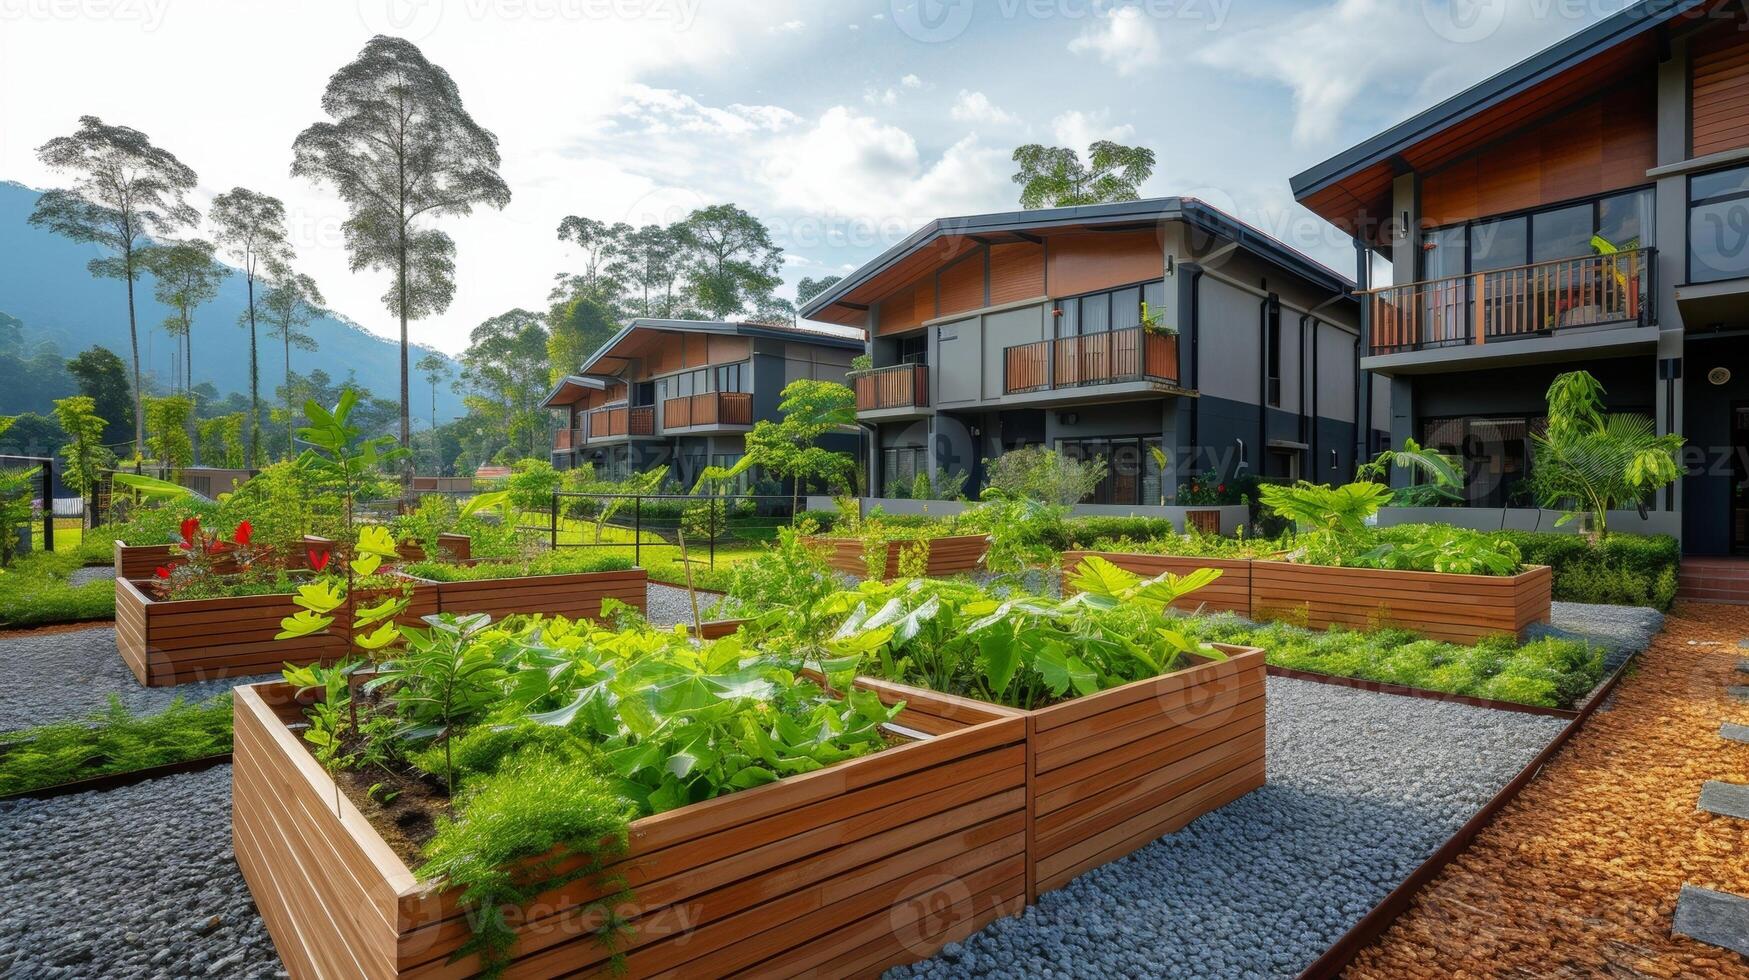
[410, 566, 649, 622]
[806, 533, 990, 578]
[1184, 509, 1221, 535]
[114, 575, 437, 688]
[1248, 561, 1552, 643]
[232, 677, 1029, 978]
[1061, 551, 1251, 615]
[851, 644, 1266, 900]
[1063, 552, 1552, 643]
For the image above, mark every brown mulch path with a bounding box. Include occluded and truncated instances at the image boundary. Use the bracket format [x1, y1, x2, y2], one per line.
[1346, 602, 1749, 979]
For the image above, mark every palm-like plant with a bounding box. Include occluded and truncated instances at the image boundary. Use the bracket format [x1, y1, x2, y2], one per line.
[1355, 436, 1463, 502]
[1528, 371, 1682, 540]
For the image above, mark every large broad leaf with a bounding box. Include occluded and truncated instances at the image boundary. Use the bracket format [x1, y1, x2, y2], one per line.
[111, 473, 194, 499]
[276, 610, 335, 639]
[1034, 642, 1095, 698]
[891, 595, 942, 644]
[977, 627, 1020, 697]
[293, 580, 346, 615]
[1065, 555, 1142, 600]
[352, 622, 402, 651]
[461, 489, 512, 519]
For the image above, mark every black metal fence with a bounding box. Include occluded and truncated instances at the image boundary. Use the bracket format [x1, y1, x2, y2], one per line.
[0, 455, 56, 558]
[543, 492, 808, 569]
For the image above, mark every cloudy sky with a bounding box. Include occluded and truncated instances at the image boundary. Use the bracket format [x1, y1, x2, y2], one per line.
[0, 0, 1633, 355]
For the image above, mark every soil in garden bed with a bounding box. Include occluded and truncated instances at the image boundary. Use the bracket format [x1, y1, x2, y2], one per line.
[297, 724, 450, 865]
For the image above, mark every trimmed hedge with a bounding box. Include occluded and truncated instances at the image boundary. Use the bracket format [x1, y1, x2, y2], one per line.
[1496, 531, 1679, 610]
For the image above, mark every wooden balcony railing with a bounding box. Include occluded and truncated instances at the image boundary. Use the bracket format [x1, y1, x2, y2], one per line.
[553, 427, 584, 452]
[662, 391, 753, 429]
[1003, 326, 1178, 395]
[586, 404, 655, 440]
[1369, 247, 1654, 354]
[853, 363, 930, 411]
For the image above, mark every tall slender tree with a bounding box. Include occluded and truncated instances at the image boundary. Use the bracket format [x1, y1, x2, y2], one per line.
[553, 216, 630, 305]
[260, 263, 324, 458]
[1011, 141, 1156, 209]
[292, 35, 511, 487]
[29, 116, 199, 453]
[613, 223, 683, 318]
[209, 188, 292, 466]
[460, 309, 550, 459]
[414, 350, 450, 470]
[679, 204, 783, 318]
[141, 238, 228, 396]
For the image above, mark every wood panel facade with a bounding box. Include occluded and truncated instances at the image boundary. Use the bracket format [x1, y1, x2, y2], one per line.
[233, 677, 1028, 978]
[1692, 20, 1749, 157]
[1419, 77, 1656, 227]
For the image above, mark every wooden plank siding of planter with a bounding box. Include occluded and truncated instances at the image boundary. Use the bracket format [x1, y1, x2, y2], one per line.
[115, 576, 439, 687]
[850, 646, 1266, 901]
[232, 679, 1029, 979]
[419, 568, 648, 622]
[1062, 552, 1552, 644]
[1060, 552, 1251, 615]
[1247, 561, 1552, 643]
[806, 534, 990, 579]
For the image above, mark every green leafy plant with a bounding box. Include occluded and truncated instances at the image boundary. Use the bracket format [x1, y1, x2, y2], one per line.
[366, 612, 509, 792]
[1527, 371, 1683, 540]
[1357, 437, 1464, 506]
[982, 445, 1105, 505]
[0, 695, 232, 796]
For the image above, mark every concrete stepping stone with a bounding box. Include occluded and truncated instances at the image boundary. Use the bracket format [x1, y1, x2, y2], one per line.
[1674, 884, 1749, 956]
[1739, 659, 1749, 673]
[1699, 781, 1749, 820]
[1729, 686, 1749, 702]
[1724, 723, 1749, 745]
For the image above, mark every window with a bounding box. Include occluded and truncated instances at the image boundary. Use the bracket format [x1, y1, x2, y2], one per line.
[1425, 188, 1655, 278]
[882, 446, 926, 495]
[1470, 215, 1528, 271]
[1056, 435, 1165, 505]
[898, 334, 928, 365]
[1053, 280, 1164, 338]
[1530, 204, 1593, 263]
[1690, 164, 1749, 284]
[714, 361, 746, 393]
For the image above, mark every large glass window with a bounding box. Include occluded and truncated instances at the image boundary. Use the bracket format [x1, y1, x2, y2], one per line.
[1056, 435, 1164, 505]
[1079, 292, 1111, 334]
[714, 361, 746, 393]
[1053, 280, 1163, 338]
[1427, 188, 1655, 278]
[1470, 215, 1528, 271]
[1530, 204, 1593, 263]
[1690, 164, 1749, 284]
[882, 446, 926, 496]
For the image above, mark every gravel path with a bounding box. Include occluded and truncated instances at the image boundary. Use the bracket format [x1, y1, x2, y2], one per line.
[68, 566, 112, 588]
[0, 626, 270, 731]
[889, 676, 1568, 980]
[1534, 601, 1665, 673]
[644, 582, 731, 629]
[0, 674, 1567, 979]
[0, 766, 280, 979]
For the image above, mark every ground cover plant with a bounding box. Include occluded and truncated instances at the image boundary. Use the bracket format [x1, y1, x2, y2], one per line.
[0, 549, 115, 627]
[0, 694, 232, 796]
[813, 556, 1226, 710]
[400, 550, 634, 582]
[1170, 613, 1603, 709]
[274, 612, 903, 973]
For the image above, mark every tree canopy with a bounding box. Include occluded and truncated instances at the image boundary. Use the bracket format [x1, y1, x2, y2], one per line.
[1011, 140, 1156, 209]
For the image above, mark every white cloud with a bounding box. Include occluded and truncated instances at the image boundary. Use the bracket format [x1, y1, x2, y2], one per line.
[1067, 7, 1161, 76]
[770, 19, 805, 33]
[616, 84, 800, 137]
[950, 90, 1019, 127]
[1198, 0, 1615, 146]
[901, 73, 923, 89]
[864, 86, 899, 107]
[1050, 109, 1135, 149]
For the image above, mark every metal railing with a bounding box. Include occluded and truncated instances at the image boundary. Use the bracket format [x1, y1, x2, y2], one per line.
[544, 492, 808, 570]
[553, 427, 584, 452]
[1368, 247, 1655, 354]
[852, 363, 930, 411]
[663, 391, 753, 429]
[1003, 325, 1178, 394]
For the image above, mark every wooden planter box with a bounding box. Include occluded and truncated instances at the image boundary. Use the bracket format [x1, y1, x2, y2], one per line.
[114, 575, 438, 687]
[1061, 551, 1252, 615]
[233, 678, 1028, 978]
[1063, 550, 1553, 643]
[410, 566, 649, 622]
[806, 534, 990, 578]
[113, 540, 247, 579]
[854, 645, 1266, 901]
[692, 618, 749, 640]
[1248, 560, 1552, 643]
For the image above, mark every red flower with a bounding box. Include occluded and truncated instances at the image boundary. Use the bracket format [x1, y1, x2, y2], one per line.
[154, 566, 171, 579]
[1217, 483, 1227, 493]
[179, 517, 200, 550]
[307, 547, 331, 572]
[232, 521, 253, 547]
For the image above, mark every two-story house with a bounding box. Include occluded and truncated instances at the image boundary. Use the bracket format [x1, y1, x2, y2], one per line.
[1291, 0, 1748, 555]
[799, 198, 1385, 503]
[542, 318, 863, 488]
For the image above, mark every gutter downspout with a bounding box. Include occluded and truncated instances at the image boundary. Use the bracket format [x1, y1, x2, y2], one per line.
[1187, 266, 1204, 477]
[1257, 291, 1275, 479]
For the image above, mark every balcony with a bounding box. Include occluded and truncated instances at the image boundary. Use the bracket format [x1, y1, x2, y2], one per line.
[1369, 248, 1654, 355]
[1003, 326, 1178, 395]
[552, 427, 584, 453]
[585, 404, 655, 442]
[853, 363, 930, 413]
[662, 391, 753, 430]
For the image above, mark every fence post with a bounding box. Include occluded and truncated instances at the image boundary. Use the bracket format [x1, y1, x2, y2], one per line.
[634, 496, 642, 567]
[709, 496, 717, 570]
[549, 491, 558, 549]
[40, 460, 53, 553]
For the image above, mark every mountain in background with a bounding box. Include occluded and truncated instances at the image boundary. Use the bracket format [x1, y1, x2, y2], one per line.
[0, 180, 465, 422]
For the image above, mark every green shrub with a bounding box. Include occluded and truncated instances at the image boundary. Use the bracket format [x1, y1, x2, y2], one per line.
[0, 550, 114, 627]
[1497, 531, 1679, 609]
[402, 550, 634, 582]
[1065, 516, 1178, 546]
[0, 695, 232, 795]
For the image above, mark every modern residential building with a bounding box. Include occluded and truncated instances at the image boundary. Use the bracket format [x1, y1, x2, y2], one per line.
[541, 318, 862, 487]
[1290, 0, 1749, 554]
[799, 198, 1386, 504]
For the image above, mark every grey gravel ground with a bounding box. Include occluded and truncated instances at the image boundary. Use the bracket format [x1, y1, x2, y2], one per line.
[0, 765, 281, 979]
[889, 676, 1568, 980]
[644, 582, 731, 629]
[1534, 600, 1664, 673]
[68, 566, 112, 588]
[0, 626, 270, 731]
